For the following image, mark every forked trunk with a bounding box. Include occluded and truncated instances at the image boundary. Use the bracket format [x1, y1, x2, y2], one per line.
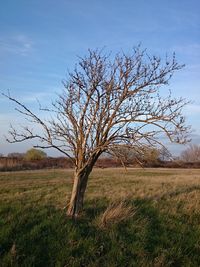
[67, 166, 91, 218]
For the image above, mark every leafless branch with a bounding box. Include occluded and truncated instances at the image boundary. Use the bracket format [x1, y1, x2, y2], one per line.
[3, 46, 190, 169]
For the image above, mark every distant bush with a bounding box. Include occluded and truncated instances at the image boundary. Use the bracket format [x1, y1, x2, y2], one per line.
[24, 148, 47, 161]
[0, 157, 74, 171]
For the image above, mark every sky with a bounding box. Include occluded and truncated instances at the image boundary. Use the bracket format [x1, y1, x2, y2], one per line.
[0, 0, 200, 157]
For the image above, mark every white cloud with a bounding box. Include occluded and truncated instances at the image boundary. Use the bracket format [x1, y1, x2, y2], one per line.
[17, 91, 55, 103]
[171, 43, 200, 58]
[184, 104, 200, 115]
[0, 91, 55, 105]
[0, 34, 33, 56]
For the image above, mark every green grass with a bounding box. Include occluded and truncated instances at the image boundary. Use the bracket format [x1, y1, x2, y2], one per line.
[0, 168, 200, 266]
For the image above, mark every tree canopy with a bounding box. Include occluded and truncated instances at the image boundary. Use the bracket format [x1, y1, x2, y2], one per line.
[4, 46, 190, 217]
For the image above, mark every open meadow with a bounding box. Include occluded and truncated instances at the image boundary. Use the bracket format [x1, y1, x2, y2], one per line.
[0, 168, 200, 266]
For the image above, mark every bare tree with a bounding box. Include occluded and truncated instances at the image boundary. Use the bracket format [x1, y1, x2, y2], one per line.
[110, 145, 161, 166]
[7, 152, 25, 158]
[159, 147, 172, 161]
[109, 145, 137, 166]
[181, 144, 200, 162]
[3, 46, 190, 218]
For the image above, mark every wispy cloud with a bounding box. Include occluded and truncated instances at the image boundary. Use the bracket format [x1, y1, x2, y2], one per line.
[19, 92, 55, 103]
[184, 104, 200, 115]
[171, 43, 200, 58]
[0, 91, 55, 105]
[0, 34, 33, 56]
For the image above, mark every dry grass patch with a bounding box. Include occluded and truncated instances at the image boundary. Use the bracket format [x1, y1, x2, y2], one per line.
[96, 199, 137, 229]
[1, 168, 200, 266]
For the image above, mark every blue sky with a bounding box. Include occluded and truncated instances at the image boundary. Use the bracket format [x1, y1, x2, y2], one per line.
[0, 0, 200, 156]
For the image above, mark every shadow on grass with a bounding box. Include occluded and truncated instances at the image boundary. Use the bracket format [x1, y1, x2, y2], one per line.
[159, 184, 200, 200]
[0, 198, 200, 267]
[1, 200, 110, 267]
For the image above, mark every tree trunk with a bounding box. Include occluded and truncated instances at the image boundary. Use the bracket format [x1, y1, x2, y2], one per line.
[67, 166, 91, 218]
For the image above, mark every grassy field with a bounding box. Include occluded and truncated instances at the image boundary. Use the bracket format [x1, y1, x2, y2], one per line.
[0, 168, 200, 267]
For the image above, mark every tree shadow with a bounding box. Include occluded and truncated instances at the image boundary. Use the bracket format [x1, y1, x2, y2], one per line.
[1, 197, 199, 267]
[158, 184, 200, 200]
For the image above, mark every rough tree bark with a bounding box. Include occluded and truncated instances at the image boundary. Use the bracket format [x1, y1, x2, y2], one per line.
[67, 155, 99, 217]
[67, 167, 91, 217]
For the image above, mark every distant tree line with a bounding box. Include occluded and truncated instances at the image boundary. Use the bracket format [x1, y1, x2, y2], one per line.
[1, 145, 200, 171]
[180, 144, 200, 162]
